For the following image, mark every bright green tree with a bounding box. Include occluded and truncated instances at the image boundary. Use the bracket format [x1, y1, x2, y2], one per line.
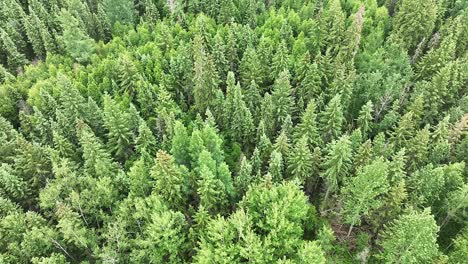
[341, 158, 389, 235]
[377, 209, 440, 263]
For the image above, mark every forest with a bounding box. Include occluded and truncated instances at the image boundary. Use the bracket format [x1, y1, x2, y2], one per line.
[0, 0, 467, 263]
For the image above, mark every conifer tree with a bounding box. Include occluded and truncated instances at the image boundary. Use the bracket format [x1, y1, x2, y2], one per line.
[103, 0, 134, 25]
[59, 9, 95, 63]
[0, 29, 28, 71]
[271, 40, 290, 80]
[239, 46, 262, 87]
[377, 209, 440, 263]
[102, 95, 135, 162]
[223, 71, 254, 145]
[268, 150, 284, 182]
[171, 121, 190, 167]
[321, 135, 352, 203]
[357, 100, 374, 137]
[407, 126, 430, 171]
[294, 99, 321, 148]
[288, 136, 313, 183]
[341, 158, 389, 235]
[77, 120, 117, 179]
[389, 0, 438, 51]
[273, 131, 291, 160]
[151, 150, 187, 211]
[320, 94, 344, 143]
[192, 34, 220, 113]
[272, 70, 294, 130]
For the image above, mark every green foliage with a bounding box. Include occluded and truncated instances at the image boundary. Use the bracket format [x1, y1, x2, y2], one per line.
[377, 209, 440, 263]
[0, 0, 466, 262]
[59, 9, 95, 63]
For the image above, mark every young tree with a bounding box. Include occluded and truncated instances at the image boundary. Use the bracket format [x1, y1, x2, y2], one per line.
[272, 70, 294, 131]
[320, 94, 344, 143]
[151, 150, 187, 211]
[294, 99, 321, 148]
[341, 158, 389, 235]
[377, 209, 440, 263]
[59, 9, 95, 63]
[223, 71, 254, 145]
[321, 135, 352, 203]
[288, 136, 313, 183]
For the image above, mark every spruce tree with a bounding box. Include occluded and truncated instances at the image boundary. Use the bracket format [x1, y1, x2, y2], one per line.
[321, 135, 352, 203]
[151, 150, 187, 211]
[294, 99, 321, 148]
[59, 9, 95, 63]
[320, 94, 344, 143]
[223, 71, 254, 145]
[288, 136, 313, 183]
[272, 70, 294, 131]
[341, 158, 389, 235]
[377, 209, 440, 263]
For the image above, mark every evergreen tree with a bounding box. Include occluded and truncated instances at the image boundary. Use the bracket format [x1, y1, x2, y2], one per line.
[294, 99, 321, 148]
[192, 34, 220, 113]
[102, 95, 135, 162]
[151, 150, 187, 211]
[357, 100, 374, 137]
[271, 40, 290, 80]
[59, 9, 95, 63]
[288, 136, 313, 183]
[320, 94, 344, 143]
[341, 158, 389, 235]
[0, 29, 28, 71]
[103, 0, 134, 25]
[389, 0, 438, 51]
[321, 135, 352, 203]
[223, 71, 254, 145]
[271, 70, 294, 130]
[377, 209, 440, 263]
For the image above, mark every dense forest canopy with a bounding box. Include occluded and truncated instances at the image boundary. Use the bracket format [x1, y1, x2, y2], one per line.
[0, 0, 467, 263]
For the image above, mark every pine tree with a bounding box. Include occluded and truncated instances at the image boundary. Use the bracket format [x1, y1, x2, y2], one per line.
[273, 131, 291, 160]
[192, 34, 220, 113]
[288, 136, 313, 183]
[268, 150, 284, 182]
[377, 209, 440, 263]
[135, 118, 157, 158]
[59, 9, 95, 63]
[77, 120, 117, 179]
[151, 150, 187, 211]
[294, 99, 321, 148]
[357, 100, 374, 137]
[223, 71, 254, 145]
[271, 40, 290, 80]
[236, 155, 254, 196]
[324, 0, 345, 51]
[320, 94, 344, 143]
[23, 9, 46, 58]
[102, 95, 135, 162]
[239, 46, 262, 87]
[407, 126, 430, 171]
[0, 29, 28, 71]
[389, 0, 438, 51]
[171, 121, 190, 167]
[297, 241, 326, 263]
[321, 135, 352, 203]
[103, 0, 134, 25]
[197, 165, 227, 214]
[272, 70, 294, 130]
[341, 158, 389, 235]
